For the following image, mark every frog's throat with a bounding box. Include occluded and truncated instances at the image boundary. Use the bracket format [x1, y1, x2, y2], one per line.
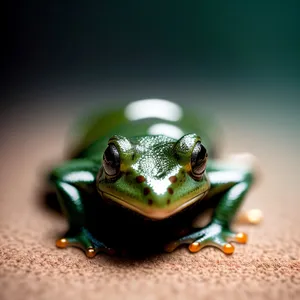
[100, 191, 208, 220]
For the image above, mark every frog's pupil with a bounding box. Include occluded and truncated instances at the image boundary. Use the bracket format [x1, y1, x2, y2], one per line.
[103, 144, 120, 176]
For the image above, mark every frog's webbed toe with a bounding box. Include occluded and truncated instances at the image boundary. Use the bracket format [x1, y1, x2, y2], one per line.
[164, 223, 248, 255]
[56, 228, 115, 258]
[56, 238, 98, 258]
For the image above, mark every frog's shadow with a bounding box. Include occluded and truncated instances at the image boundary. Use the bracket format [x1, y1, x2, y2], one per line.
[41, 188, 219, 262]
[43, 190, 63, 215]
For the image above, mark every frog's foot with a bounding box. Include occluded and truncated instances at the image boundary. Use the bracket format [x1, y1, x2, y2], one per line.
[56, 228, 115, 258]
[164, 222, 248, 255]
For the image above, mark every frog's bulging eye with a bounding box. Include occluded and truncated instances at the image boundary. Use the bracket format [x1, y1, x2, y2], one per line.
[103, 144, 120, 177]
[191, 142, 207, 179]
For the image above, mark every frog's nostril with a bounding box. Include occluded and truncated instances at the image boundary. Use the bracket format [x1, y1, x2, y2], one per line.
[167, 187, 174, 195]
[148, 199, 153, 205]
[169, 176, 177, 183]
[136, 175, 146, 183]
[167, 199, 171, 205]
[143, 187, 151, 195]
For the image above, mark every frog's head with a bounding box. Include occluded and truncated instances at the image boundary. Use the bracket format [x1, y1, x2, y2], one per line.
[97, 133, 210, 220]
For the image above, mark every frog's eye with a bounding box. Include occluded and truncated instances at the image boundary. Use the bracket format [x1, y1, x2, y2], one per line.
[191, 142, 207, 179]
[103, 144, 120, 177]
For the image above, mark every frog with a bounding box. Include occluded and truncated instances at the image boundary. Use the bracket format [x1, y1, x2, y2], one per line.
[49, 98, 261, 258]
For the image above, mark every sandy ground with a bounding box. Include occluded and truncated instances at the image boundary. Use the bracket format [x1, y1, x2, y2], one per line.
[0, 92, 299, 300]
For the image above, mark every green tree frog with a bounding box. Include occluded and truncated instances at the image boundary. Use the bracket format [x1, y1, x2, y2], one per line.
[50, 99, 260, 258]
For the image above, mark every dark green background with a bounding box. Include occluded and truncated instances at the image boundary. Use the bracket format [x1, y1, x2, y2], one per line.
[6, 0, 300, 87]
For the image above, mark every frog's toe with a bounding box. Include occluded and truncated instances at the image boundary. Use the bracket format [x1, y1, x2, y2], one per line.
[56, 235, 93, 253]
[83, 244, 115, 257]
[86, 247, 96, 258]
[225, 231, 248, 244]
[56, 229, 115, 257]
[188, 235, 235, 255]
[56, 238, 69, 248]
[188, 242, 201, 253]
[164, 230, 203, 252]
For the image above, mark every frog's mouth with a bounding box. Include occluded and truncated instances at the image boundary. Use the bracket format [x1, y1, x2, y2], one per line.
[100, 191, 208, 220]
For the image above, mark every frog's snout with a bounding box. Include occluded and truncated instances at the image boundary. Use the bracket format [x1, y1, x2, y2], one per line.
[134, 174, 178, 208]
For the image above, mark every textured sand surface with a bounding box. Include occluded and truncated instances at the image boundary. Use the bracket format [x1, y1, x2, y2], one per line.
[0, 97, 299, 300]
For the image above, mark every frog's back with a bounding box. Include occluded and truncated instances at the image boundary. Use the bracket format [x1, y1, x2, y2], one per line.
[69, 99, 220, 160]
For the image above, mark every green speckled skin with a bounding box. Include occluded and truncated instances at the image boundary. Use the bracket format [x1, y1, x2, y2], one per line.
[50, 99, 255, 257]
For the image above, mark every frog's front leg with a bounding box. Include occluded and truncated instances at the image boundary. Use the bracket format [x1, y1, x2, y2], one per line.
[50, 159, 114, 257]
[165, 160, 256, 254]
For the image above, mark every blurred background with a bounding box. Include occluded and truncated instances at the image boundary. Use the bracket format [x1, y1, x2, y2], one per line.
[3, 0, 300, 106]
